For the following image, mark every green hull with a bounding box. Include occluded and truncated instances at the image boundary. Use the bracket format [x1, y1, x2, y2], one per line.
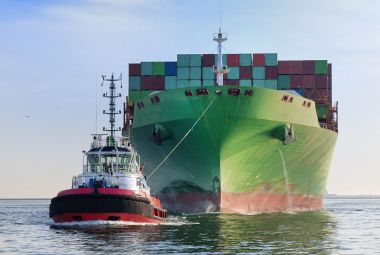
[129, 86, 337, 213]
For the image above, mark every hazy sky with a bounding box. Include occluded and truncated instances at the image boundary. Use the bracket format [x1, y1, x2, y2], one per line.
[0, 0, 379, 198]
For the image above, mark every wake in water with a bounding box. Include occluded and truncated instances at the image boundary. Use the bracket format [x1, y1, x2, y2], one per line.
[50, 216, 198, 228]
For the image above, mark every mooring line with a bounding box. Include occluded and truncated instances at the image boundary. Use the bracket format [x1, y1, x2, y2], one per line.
[147, 96, 218, 180]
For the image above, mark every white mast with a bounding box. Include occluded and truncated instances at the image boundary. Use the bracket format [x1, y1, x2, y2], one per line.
[213, 28, 229, 86]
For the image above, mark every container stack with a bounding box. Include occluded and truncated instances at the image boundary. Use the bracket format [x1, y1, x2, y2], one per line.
[128, 55, 332, 109]
[277, 59, 330, 101]
[128, 61, 177, 91]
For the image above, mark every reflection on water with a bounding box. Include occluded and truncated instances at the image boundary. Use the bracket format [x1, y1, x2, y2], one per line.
[4, 199, 380, 254]
[50, 211, 336, 254]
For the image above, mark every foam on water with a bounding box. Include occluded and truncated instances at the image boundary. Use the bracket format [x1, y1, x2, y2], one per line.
[50, 216, 198, 228]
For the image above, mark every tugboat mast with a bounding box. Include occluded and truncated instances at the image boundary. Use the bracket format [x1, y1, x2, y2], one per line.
[213, 28, 229, 86]
[101, 73, 122, 145]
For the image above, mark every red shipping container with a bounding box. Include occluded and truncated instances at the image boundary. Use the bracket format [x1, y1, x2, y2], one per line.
[227, 54, 240, 66]
[290, 75, 303, 88]
[302, 75, 316, 88]
[278, 61, 291, 74]
[141, 76, 165, 90]
[202, 54, 215, 67]
[129, 63, 141, 76]
[302, 60, 315, 74]
[240, 66, 252, 79]
[253, 54, 265, 66]
[265, 66, 278, 79]
[223, 79, 239, 86]
[290, 61, 303, 74]
[315, 75, 328, 89]
[303, 89, 315, 100]
[315, 89, 329, 101]
[152, 76, 165, 90]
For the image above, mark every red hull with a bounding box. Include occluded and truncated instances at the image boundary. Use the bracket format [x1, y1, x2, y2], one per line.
[221, 192, 323, 214]
[52, 212, 164, 224]
[50, 188, 167, 223]
[160, 191, 322, 214]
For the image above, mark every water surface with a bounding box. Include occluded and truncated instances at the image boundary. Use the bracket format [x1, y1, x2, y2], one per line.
[0, 199, 379, 254]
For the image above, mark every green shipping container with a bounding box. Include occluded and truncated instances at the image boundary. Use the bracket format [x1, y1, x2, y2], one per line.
[177, 54, 190, 67]
[189, 80, 202, 87]
[203, 79, 215, 86]
[253, 80, 266, 88]
[227, 67, 239, 79]
[214, 54, 227, 65]
[141, 62, 153, 76]
[252, 67, 265, 79]
[315, 60, 328, 74]
[316, 105, 328, 119]
[129, 76, 141, 90]
[265, 79, 278, 89]
[277, 75, 291, 89]
[265, 53, 278, 66]
[177, 79, 189, 88]
[152, 62, 165, 76]
[239, 79, 252, 87]
[190, 67, 201, 79]
[177, 67, 190, 80]
[189, 54, 202, 67]
[165, 76, 177, 89]
[239, 54, 252, 66]
[202, 67, 214, 80]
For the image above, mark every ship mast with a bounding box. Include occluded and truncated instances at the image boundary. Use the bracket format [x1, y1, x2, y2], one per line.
[101, 73, 122, 145]
[213, 28, 229, 86]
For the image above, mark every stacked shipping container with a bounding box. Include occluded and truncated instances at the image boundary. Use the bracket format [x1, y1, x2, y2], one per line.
[128, 55, 332, 108]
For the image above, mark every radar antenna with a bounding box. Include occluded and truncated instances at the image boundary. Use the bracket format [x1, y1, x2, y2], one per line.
[213, 4, 229, 86]
[101, 73, 122, 145]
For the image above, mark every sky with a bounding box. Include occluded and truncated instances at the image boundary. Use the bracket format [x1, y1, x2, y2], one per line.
[0, 0, 379, 198]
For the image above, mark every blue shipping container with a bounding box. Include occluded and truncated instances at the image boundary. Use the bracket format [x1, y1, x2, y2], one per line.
[165, 76, 177, 89]
[202, 79, 215, 86]
[190, 67, 201, 79]
[165, 62, 177, 76]
[265, 79, 278, 89]
[141, 62, 153, 76]
[253, 79, 266, 88]
[227, 67, 240, 79]
[239, 79, 252, 87]
[177, 79, 189, 88]
[189, 54, 202, 67]
[177, 67, 190, 80]
[177, 54, 190, 67]
[202, 67, 214, 80]
[239, 54, 252, 66]
[265, 53, 277, 66]
[252, 67, 265, 79]
[129, 76, 140, 90]
[189, 80, 202, 87]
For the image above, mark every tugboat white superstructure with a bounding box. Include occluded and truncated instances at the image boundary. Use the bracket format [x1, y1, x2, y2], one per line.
[49, 74, 167, 223]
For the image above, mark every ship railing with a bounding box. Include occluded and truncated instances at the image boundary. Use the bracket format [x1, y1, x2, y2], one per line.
[90, 136, 128, 148]
[72, 174, 122, 188]
[319, 123, 338, 132]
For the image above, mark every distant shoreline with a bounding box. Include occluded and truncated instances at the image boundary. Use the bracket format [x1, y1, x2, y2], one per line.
[324, 195, 380, 199]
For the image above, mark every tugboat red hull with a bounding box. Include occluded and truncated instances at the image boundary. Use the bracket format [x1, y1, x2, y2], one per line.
[52, 213, 164, 223]
[50, 188, 167, 223]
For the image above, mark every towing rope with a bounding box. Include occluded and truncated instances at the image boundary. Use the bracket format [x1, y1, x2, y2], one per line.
[147, 95, 218, 180]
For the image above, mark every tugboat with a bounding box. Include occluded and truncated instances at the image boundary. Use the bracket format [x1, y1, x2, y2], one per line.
[49, 74, 167, 223]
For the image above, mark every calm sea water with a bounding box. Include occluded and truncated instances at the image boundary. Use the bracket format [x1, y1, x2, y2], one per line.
[0, 199, 379, 254]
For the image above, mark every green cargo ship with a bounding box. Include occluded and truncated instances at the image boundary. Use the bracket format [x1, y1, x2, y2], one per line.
[123, 30, 338, 214]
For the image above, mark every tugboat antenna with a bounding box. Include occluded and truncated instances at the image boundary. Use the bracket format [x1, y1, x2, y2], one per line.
[101, 73, 122, 144]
